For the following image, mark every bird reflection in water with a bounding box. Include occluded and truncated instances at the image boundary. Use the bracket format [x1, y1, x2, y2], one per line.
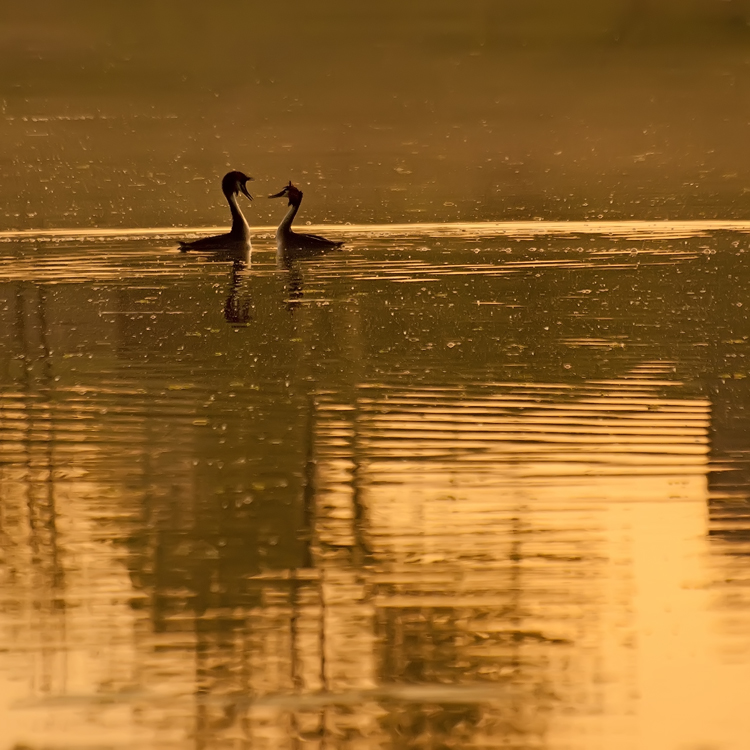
[223, 259, 254, 325]
[179, 171, 254, 253]
[280, 261, 306, 313]
[269, 181, 344, 312]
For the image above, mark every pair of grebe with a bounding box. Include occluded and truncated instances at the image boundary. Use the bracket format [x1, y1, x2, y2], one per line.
[179, 171, 343, 253]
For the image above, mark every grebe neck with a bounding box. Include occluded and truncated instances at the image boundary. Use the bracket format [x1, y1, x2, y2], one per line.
[227, 190, 251, 238]
[278, 197, 301, 235]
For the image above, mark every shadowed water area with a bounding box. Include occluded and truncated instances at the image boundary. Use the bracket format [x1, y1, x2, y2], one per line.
[4, 3, 750, 750]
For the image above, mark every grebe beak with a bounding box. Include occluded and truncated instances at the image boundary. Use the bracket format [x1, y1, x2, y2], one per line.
[268, 188, 288, 199]
[240, 180, 254, 201]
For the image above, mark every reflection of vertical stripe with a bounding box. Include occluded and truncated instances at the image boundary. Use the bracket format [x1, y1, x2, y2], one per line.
[304, 371, 711, 741]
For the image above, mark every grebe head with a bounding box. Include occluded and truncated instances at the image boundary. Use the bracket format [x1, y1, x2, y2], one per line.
[268, 181, 303, 205]
[222, 171, 254, 200]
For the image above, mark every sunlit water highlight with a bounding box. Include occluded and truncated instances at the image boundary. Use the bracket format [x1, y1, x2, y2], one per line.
[4, 218, 750, 242]
[1, 222, 750, 750]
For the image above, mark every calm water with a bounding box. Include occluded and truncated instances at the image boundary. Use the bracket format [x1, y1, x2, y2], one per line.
[2, 223, 750, 749]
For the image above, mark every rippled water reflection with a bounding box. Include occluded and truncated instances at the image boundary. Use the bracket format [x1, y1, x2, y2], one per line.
[2, 223, 750, 749]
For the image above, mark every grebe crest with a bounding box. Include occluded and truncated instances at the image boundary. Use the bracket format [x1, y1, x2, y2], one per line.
[269, 181, 303, 205]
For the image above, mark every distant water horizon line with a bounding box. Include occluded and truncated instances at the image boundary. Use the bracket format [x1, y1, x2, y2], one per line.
[3, 219, 750, 242]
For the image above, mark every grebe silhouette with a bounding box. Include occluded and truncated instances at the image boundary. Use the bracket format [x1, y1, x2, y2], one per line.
[269, 182, 343, 254]
[180, 171, 253, 252]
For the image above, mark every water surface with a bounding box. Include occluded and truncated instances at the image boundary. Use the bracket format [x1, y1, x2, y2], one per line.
[6, 2, 750, 229]
[2, 222, 750, 749]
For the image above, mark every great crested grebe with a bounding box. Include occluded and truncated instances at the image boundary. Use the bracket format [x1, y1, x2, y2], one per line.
[269, 182, 343, 252]
[179, 171, 253, 252]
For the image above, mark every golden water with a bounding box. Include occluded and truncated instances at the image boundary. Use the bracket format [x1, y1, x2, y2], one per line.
[6, 4, 750, 747]
[2, 224, 750, 749]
